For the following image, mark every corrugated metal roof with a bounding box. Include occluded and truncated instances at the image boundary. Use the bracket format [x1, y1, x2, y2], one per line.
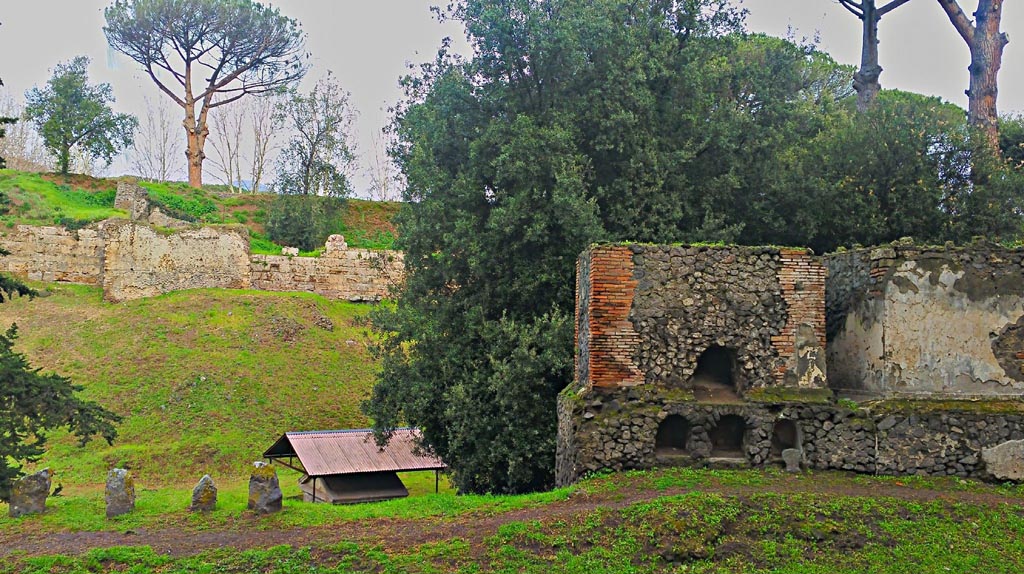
[263, 428, 446, 477]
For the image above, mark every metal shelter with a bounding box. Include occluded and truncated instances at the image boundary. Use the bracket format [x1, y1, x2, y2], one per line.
[263, 428, 447, 504]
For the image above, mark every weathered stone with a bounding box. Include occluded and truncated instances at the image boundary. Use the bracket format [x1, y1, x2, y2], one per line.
[105, 468, 136, 518]
[9, 469, 51, 518]
[190, 474, 218, 512]
[248, 461, 282, 514]
[877, 415, 898, 431]
[981, 440, 1024, 481]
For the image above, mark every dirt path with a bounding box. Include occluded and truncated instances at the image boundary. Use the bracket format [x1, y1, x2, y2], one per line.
[2, 475, 1021, 559]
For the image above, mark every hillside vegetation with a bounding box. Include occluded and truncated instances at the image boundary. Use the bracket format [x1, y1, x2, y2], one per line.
[0, 170, 401, 252]
[0, 283, 380, 489]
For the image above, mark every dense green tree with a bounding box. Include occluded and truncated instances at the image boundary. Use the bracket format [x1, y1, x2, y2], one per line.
[24, 57, 137, 175]
[365, 0, 1022, 495]
[264, 194, 340, 251]
[105, 0, 306, 187]
[364, 0, 852, 494]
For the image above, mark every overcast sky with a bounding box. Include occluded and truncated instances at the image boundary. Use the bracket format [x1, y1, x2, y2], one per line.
[0, 1, 1020, 192]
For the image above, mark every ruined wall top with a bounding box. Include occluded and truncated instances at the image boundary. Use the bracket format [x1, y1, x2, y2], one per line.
[575, 243, 827, 398]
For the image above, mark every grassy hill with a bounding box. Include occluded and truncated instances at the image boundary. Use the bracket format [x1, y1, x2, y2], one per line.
[0, 170, 401, 252]
[0, 282, 381, 490]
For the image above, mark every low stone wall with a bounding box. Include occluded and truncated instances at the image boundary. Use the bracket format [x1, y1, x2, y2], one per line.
[0, 223, 106, 284]
[251, 247, 402, 303]
[826, 243, 1024, 398]
[0, 217, 403, 303]
[102, 220, 251, 302]
[556, 388, 1024, 486]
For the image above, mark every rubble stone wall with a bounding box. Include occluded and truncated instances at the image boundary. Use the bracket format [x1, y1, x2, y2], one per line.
[576, 244, 828, 394]
[556, 389, 1024, 486]
[251, 248, 402, 302]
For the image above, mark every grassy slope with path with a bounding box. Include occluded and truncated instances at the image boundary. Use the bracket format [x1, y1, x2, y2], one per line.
[2, 468, 1024, 573]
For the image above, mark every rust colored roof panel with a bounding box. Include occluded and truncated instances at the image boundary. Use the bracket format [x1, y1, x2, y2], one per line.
[263, 428, 446, 477]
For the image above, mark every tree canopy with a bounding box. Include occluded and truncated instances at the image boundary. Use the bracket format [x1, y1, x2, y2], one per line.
[104, 0, 307, 187]
[24, 56, 137, 175]
[364, 0, 1024, 495]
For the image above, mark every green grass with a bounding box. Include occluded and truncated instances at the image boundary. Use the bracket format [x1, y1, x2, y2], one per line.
[0, 170, 401, 251]
[0, 283, 383, 488]
[3, 469, 1024, 573]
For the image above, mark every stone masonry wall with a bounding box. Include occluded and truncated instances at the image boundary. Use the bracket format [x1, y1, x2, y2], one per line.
[556, 389, 1024, 486]
[0, 223, 106, 284]
[827, 243, 1024, 398]
[0, 219, 403, 303]
[102, 220, 252, 302]
[576, 244, 827, 394]
[251, 243, 403, 303]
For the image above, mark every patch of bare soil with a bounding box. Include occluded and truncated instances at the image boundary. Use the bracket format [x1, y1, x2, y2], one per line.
[1, 473, 1020, 560]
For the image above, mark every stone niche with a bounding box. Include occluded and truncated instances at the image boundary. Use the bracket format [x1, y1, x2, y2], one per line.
[827, 243, 1024, 399]
[558, 243, 830, 485]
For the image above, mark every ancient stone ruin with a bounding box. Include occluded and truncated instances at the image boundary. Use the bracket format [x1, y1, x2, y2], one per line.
[190, 474, 218, 512]
[556, 242, 1024, 486]
[0, 180, 403, 302]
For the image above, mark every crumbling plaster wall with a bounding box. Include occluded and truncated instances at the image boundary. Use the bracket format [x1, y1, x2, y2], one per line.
[827, 245, 1024, 398]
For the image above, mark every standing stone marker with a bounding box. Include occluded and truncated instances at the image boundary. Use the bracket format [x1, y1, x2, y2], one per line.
[105, 468, 136, 518]
[190, 474, 218, 512]
[8, 468, 51, 518]
[248, 461, 282, 514]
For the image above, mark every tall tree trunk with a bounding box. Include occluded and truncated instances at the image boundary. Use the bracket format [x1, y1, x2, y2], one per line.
[840, 0, 912, 111]
[184, 102, 208, 188]
[938, 0, 1008, 148]
[853, 1, 881, 111]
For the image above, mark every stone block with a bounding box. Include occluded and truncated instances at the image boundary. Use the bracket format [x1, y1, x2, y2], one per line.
[248, 461, 282, 514]
[982, 440, 1024, 481]
[190, 474, 218, 512]
[8, 469, 51, 518]
[105, 468, 136, 518]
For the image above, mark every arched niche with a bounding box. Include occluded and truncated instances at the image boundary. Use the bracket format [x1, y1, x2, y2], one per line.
[709, 414, 746, 458]
[692, 345, 740, 400]
[655, 415, 690, 456]
[770, 419, 800, 458]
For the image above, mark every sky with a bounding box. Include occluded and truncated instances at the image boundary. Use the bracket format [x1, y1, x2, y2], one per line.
[0, 1, 1020, 193]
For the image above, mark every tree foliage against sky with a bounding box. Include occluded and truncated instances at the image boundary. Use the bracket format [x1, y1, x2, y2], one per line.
[364, 0, 1024, 495]
[104, 0, 307, 187]
[23, 56, 137, 176]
